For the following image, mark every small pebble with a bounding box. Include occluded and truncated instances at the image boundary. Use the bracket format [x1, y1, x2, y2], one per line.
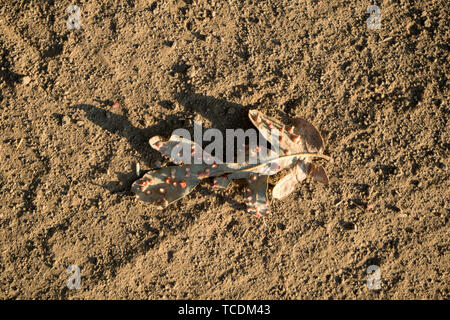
[22, 76, 31, 85]
[62, 115, 71, 125]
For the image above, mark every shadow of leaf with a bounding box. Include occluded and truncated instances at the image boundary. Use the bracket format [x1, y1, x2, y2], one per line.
[73, 95, 266, 214]
[71, 103, 182, 166]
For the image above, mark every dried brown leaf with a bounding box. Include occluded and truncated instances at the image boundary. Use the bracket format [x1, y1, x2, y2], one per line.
[248, 110, 325, 156]
[272, 171, 298, 200]
[292, 118, 324, 153]
[308, 163, 329, 184]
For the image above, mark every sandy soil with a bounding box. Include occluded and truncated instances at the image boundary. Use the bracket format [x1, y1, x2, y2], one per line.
[0, 0, 448, 299]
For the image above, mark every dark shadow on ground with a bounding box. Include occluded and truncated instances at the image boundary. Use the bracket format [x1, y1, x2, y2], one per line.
[72, 96, 258, 212]
[173, 92, 253, 133]
[71, 101, 182, 165]
[72, 102, 178, 193]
